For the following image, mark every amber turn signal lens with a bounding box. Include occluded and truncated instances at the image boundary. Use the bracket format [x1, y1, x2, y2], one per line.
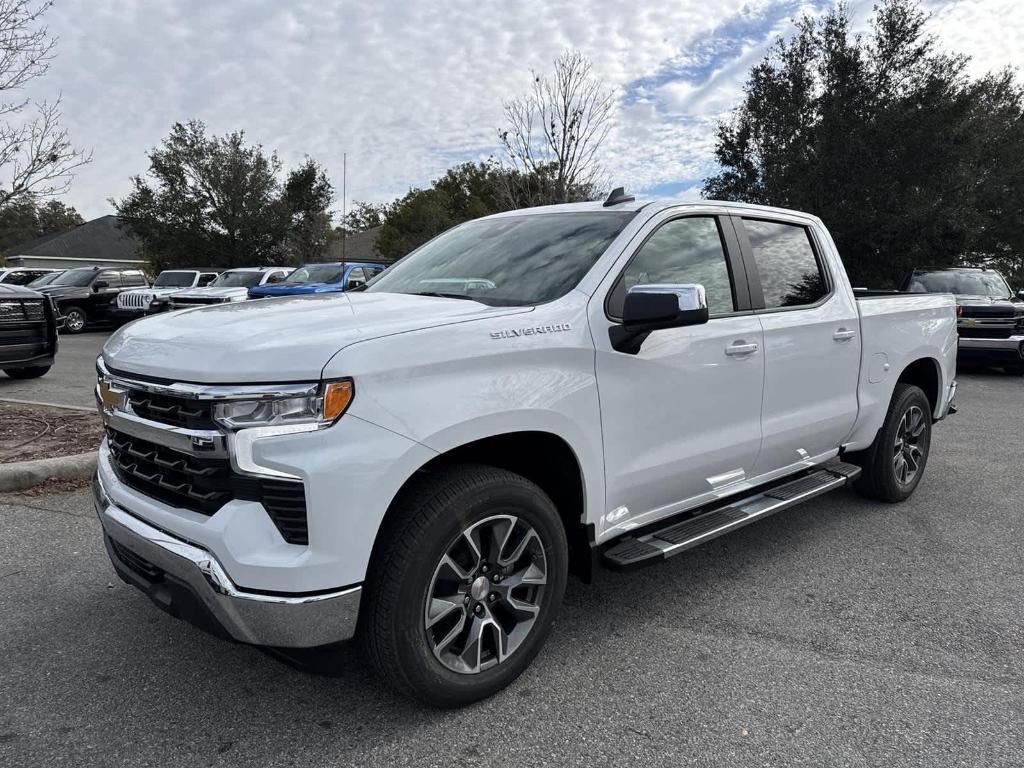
[323, 380, 354, 422]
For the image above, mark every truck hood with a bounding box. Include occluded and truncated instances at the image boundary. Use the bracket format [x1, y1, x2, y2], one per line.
[956, 296, 1023, 318]
[38, 285, 88, 299]
[103, 291, 531, 382]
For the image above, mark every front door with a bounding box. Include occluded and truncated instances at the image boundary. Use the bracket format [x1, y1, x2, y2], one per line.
[592, 210, 764, 536]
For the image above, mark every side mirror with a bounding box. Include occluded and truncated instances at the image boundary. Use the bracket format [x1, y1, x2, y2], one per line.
[93, 280, 109, 291]
[611, 284, 709, 354]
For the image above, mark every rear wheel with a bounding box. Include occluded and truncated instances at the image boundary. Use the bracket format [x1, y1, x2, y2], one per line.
[852, 383, 932, 502]
[62, 305, 87, 333]
[3, 365, 51, 379]
[359, 464, 568, 708]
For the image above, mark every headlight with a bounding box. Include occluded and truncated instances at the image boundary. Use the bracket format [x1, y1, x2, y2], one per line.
[213, 380, 353, 429]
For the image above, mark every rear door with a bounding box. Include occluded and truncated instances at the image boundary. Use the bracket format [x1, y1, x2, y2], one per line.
[732, 216, 861, 475]
[592, 209, 765, 533]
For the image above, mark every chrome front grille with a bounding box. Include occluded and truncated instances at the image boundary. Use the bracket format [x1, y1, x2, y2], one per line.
[118, 292, 151, 310]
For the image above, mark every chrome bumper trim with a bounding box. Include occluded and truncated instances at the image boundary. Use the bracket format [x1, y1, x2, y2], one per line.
[957, 334, 1024, 353]
[99, 404, 229, 458]
[94, 474, 361, 647]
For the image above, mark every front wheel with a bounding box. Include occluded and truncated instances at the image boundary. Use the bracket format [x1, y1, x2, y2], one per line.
[851, 383, 932, 502]
[61, 305, 88, 334]
[359, 464, 568, 708]
[3, 365, 51, 379]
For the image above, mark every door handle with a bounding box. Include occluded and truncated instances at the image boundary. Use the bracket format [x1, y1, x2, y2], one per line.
[725, 341, 759, 356]
[833, 328, 857, 342]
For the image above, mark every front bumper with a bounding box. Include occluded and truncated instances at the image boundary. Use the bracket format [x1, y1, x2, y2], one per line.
[94, 472, 362, 648]
[957, 334, 1024, 360]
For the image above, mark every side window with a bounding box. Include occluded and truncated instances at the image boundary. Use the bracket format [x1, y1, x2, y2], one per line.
[198, 273, 217, 287]
[265, 271, 286, 284]
[608, 216, 735, 318]
[743, 219, 827, 309]
[345, 267, 366, 289]
[98, 270, 121, 288]
[120, 271, 145, 287]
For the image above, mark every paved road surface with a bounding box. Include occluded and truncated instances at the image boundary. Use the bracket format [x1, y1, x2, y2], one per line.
[1, 372, 1022, 767]
[0, 331, 108, 409]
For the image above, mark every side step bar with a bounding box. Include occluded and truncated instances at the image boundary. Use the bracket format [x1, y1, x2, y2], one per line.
[602, 460, 862, 571]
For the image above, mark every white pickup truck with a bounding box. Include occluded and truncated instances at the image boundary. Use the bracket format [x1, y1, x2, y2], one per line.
[93, 194, 957, 707]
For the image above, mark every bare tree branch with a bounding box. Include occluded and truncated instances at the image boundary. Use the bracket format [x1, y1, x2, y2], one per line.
[498, 50, 615, 205]
[0, 1, 90, 210]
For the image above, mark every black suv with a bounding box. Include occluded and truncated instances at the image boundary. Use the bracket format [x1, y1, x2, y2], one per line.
[37, 266, 149, 334]
[902, 267, 1024, 373]
[0, 282, 60, 379]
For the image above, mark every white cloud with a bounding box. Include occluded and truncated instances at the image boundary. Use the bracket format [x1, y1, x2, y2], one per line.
[16, 0, 1023, 220]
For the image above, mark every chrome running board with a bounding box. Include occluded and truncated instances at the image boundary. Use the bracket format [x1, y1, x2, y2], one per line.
[602, 460, 861, 570]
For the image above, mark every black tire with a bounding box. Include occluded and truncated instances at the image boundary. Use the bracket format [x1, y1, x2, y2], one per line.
[1003, 362, 1024, 376]
[3, 365, 51, 379]
[851, 383, 932, 503]
[61, 305, 88, 334]
[359, 464, 568, 708]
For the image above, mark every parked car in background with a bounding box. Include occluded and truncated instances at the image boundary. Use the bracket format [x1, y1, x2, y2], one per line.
[94, 196, 957, 707]
[0, 267, 62, 286]
[903, 267, 1024, 373]
[169, 267, 292, 309]
[38, 266, 149, 334]
[26, 270, 66, 289]
[114, 269, 220, 322]
[0, 282, 60, 379]
[247, 261, 384, 298]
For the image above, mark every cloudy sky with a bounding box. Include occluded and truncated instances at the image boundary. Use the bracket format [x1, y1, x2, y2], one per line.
[20, 0, 1023, 220]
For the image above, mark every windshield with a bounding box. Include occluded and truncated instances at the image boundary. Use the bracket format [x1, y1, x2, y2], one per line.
[154, 271, 197, 288]
[28, 272, 63, 288]
[365, 212, 634, 305]
[49, 268, 99, 287]
[907, 271, 1011, 298]
[211, 271, 264, 288]
[283, 264, 346, 284]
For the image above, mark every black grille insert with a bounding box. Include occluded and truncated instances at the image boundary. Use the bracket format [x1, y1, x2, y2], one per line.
[127, 391, 217, 430]
[106, 428, 308, 545]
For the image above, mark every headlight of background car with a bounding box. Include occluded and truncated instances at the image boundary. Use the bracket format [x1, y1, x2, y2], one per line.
[213, 380, 353, 430]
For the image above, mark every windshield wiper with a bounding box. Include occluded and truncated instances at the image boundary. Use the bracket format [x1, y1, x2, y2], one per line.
[408, 291, 478, 301]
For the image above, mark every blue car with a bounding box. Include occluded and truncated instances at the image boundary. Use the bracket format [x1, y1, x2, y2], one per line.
[247, 261, 385, 299]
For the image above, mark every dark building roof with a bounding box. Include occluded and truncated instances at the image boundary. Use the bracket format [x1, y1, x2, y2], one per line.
[8, 215, 143, 263]
[325, 226, 385, 264]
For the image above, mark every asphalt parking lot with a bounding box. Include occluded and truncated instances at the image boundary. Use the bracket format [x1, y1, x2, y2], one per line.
[1, 368, 1023, 767]
[0, 331, 107, 409]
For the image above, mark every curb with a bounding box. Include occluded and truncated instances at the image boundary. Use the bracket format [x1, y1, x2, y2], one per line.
[0, 452, 97, 493]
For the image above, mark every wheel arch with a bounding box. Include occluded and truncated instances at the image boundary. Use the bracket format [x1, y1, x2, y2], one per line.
[896, 356, 941, 417]
[369, 430, 595, 583]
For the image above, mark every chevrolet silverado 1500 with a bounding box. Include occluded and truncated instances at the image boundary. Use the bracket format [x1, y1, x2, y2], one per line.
[93, 194, 957, 707]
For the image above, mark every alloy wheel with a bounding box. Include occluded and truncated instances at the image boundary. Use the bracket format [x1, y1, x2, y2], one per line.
[892, 404, 926, 485]
[65, 309, 85, 332]
[424, 514, 547, 675]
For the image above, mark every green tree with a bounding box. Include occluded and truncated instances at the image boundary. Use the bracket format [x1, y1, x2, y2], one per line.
[0, 197, 83, 254]
[282, 158, 333, 263]
[704, 0, 1024, 288]
[114, 121, 333, 271]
